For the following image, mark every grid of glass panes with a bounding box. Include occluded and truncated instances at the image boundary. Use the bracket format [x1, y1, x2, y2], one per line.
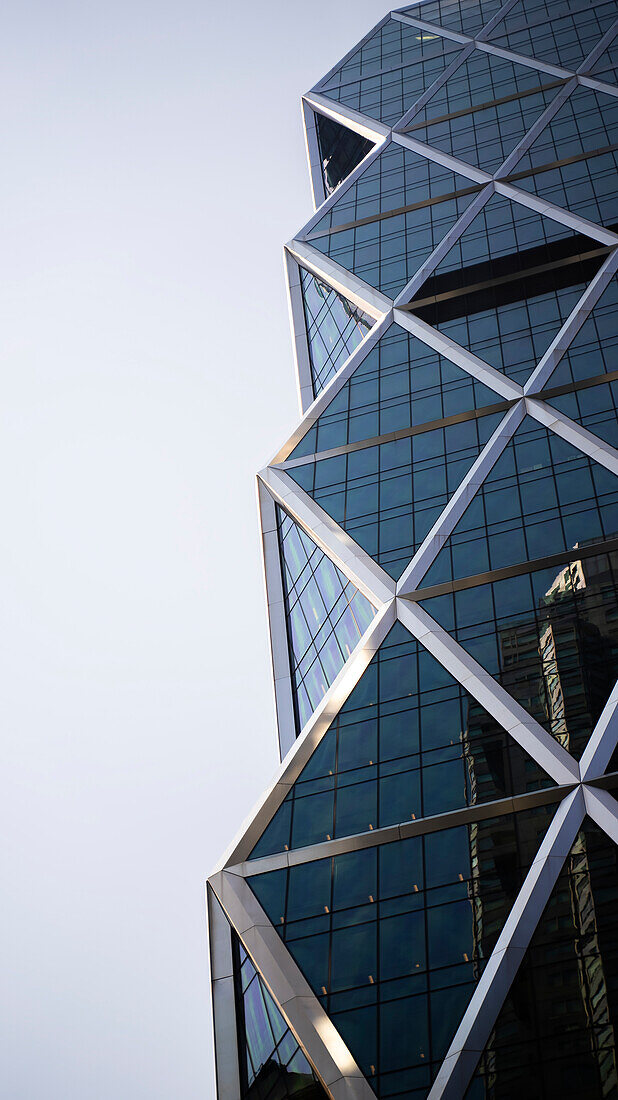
[277, 506, 376, 732]
[300, 267, 373, 398]
[250, 622, 553, 859]
[234, 934, 326, 1098]
[485, 1, 617, 70]
[401, 0, 505, 37]
[248, 805, 557, 1096]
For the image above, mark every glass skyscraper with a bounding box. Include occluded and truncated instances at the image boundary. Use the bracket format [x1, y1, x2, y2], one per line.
[207, 2, 618, 1097]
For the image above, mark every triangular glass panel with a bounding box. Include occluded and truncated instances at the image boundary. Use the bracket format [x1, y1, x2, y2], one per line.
[510, 86, 618, 230]
[306, 140, 482, 299]
[290, 322, 506, 461]
[486, 0, 616, 70]
[314, 113, 374, 198]
[545, 379, 618, 451]
[288, 409, 504, 580]
[540, 274, 618, 390]
[409, 191, 602, 314]
[249, 621, 555, 860]
[420, 413, 618, 589]
[590, 34, 618, 87]
[248, 801, 558, 1098]
[464, 817, 618, 1098]
[276, 506, 376, 733]
[406, 56, 563, 174]
[232, 930, 327, 1098]
[319, 17, 464, 127]
[399, 0, 505, 37]
[420, 546, 618, 758]
[300, 267, 374, 399]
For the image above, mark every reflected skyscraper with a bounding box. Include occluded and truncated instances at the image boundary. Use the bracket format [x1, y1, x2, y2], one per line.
[208, 3, 618, 1097]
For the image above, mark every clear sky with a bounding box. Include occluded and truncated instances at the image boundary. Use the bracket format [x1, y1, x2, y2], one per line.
[0, 1, 396, 1098]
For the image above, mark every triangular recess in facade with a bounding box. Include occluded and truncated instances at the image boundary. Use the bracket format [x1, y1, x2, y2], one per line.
[247, 799, 558, 1098]
[299, 266, 374, 399]
[318, 16, 465, 127]
[249, 621, 556, 860]
[305, 140, 482, 300]
[232, 929, 327, 1099]
[314, 112, 374, 198]
[287, 407, 504, 581]
[289, 321, 506, 461]
[276, 505, 376, 734]
[507, 86, 618, 231]
[464, 816, 618, 1098]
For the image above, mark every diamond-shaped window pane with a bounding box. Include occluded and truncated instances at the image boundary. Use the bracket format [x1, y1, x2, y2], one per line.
[288, 411, 503, 580]
[248, 802, 557, 1096]
[420, 547, 618, 759]
[277, 506, 376, 733]
[290, 322, 503, 460]
[250, 622, 555, 859]
[420, 414, 618, 588]
[300, 267, 374, 398]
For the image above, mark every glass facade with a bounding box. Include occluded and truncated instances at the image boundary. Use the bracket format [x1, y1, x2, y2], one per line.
[209, 4, 618, 1099]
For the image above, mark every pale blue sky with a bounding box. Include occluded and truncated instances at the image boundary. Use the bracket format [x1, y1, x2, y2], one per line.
[0, 1, 396, 1098]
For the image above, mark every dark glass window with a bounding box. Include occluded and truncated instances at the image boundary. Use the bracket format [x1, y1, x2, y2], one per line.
[233, 933, 326, 1099]
[543, 275, 618, 389]
[250, 622, 554, 858]
[277, 506, 376, 733]
[289, 322, 504, 461]
[300, 267, 373, 398]
[590, 35, 618, 86]
[288, 411, 503, 580]
[421, 414, 618, 587]
[400, 0, 504, 37]
[465, 819, 618, 1099]
[248, 805, 557, 1097]
[314, 113, 373, 197]
[514, 150, 618, 230]
[486, 0, 616, 70]
[421, 549, 618, 758]
[320, 18, 464, 127]
[514, 87, 618, 175]
[547, 379, 618, 451]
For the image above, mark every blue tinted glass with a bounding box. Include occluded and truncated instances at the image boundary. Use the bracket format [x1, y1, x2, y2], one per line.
[233, 932, 326, 1097]
[421, 415, 618, 588]
[487, 0, 616, 70]
[411, 47, 554, 124]
[249, 622, 553, 858]
[315, 113, 374, 197]
[300, 267, 373, 398]
[543, 275, 618, 388]
[248, 805, 556, 1095]
[515, 87, 618, 174]
[401, 0, 504, 36]
[547, 379, 618, 451]
[290, 322, 503, 459]
[288, 412, 503, 580]
[590, 34, 618, 86]
[277, 507, 376, 733]
[421, 550, 618, 759]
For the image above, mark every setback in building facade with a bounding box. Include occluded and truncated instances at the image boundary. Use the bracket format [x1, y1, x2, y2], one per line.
[207, 2, 618, 1097]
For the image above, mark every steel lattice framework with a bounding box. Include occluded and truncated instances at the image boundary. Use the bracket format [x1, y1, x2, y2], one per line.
[208, 3, 618, 1098]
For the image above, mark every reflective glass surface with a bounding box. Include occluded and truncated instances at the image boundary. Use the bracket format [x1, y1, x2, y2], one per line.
[248, 805, 556, 1098]
[300, 267, 373, 398]
[320, 17, 464, 126]
[546, 379, 618, 450]
[514, 151, 618, 229]
[514, 87, 618, 175]
[277, 507, 376, 732]
[289, 323, 502, 460]
[486, 0, 616, 70]
[542, 275, 618, 390]
[402, 0, 504, 37]
[233, 933, 326, 1099]
[590, 35, 618, 86]
[465, 818, 618, 1099]
[410, 83, 560, 174]
[288, 412, 503, 580]
[315, 113, 374, 197]
[307, 141, 479, 299]
[411, 48, 556, 124]
[250, 622, 553, 859]
[421, 415, 618, 587]
[421, 549, 618, 758]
